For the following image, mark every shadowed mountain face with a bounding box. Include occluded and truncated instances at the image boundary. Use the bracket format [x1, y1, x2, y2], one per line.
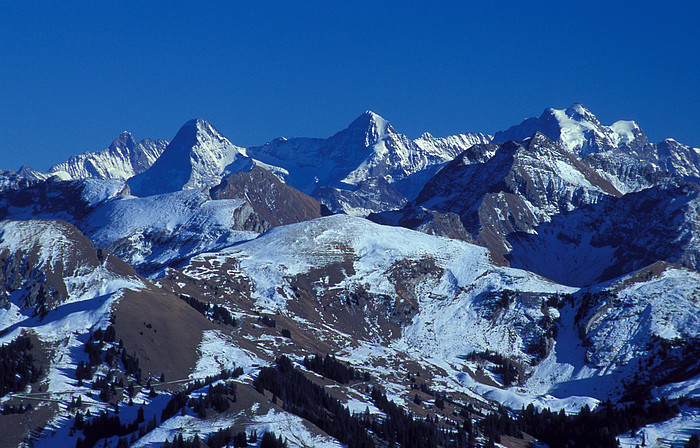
[507, 181, 700, 286]
[373, 133, 700, 286]
[385, 133, 620, 258]
[210, 166, 331, 228]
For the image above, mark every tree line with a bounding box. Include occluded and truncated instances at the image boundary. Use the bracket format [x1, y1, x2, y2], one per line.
[478, 397, 683, 448]
[302, 353, 371, 384]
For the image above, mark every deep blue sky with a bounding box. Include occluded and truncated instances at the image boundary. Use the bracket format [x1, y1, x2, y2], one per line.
[2, 1, 699, 171]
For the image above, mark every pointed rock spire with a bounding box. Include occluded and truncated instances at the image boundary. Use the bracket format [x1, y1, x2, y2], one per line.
[127, 118, 249, 197]
[340, 110, 395, 146]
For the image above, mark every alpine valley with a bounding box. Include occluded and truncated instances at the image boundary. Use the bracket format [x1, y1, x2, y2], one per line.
[1, 104, 699, 448]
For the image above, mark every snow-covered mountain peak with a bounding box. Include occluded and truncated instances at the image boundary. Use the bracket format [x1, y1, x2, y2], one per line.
[171, 118, 230, 146]
[610, 119, 645, 146]
[563, 102, 599, 123]
[342, 110, 395, 146]
[108, 131, 137, 150]
[13, 131, 168, 184]
[127, 118, 251, 197]
[495, 103, 639, 159]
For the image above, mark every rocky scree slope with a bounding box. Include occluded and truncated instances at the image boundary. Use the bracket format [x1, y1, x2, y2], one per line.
[377, 133, 620, 261]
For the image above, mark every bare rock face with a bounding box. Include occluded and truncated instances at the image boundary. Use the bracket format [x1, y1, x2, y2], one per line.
[210, 166, 330, 228]
[410, 133, 621, 257]
[494, 103, 700, 193]
[368, 207, 474, 244]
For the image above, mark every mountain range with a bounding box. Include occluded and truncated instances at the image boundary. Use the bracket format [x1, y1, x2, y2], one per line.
[1, 104, 699, 448]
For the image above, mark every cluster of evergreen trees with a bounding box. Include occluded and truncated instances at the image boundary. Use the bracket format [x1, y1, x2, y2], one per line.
[161, 430, 285, 448]
[520, 399, 680, 448]
[478, 406, 521, 447]
[188, 381, 237, 418]
[92, 371, 125, 402]
[179, 294, 237, 326]
[204, 427, 257, 448]
[160, 367, 243, 422]
[477, 397, 682, 448]
[259, 432, 287, 448]
[74, 408, 155, 448]
[76, 325, 143, 389]
[464, 350, 519, 386]
[369, 386, 473, 448]
[0, 335, 42, 396]
[302, 353, 370, 384]
[255, 355, 480, 448]
[254, 355, 375, 448]
[161, 434, 203, 448]
[75, 367, 244, 448]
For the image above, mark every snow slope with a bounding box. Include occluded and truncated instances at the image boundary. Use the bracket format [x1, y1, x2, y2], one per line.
[524, 264, 700, 406]
[82, 189, 260, 274]
[494, 103, 646, 159]
[183, 214, 572, 377]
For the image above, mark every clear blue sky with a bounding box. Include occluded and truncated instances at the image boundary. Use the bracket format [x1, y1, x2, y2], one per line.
[2, 1, 699, 171]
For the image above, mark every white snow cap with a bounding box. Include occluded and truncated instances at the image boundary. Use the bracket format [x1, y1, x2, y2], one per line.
[346, 110, 394, 144]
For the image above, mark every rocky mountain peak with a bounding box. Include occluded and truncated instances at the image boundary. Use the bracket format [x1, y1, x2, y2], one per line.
[525, 131, 555, 149]
[108, 131, 138, 152]
[170, 118, 229, 148]
[495, 103, 637, 159]
[210, 166, 329, 229]
[340, 110, 395, 146]
[127, 118, 251, 197]
[563, 102, 599, 124]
